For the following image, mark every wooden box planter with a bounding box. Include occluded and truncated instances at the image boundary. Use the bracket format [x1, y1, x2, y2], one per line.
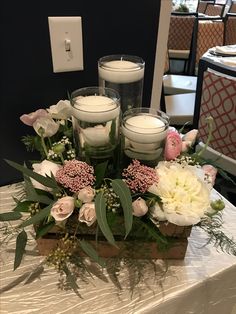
[36, 222, 192, 260]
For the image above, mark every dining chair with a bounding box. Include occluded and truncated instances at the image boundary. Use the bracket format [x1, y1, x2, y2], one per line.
[161, 55, 196, 126]
[167, 13, 197, 74]
[193, 58, 236, 175]
[228, 1, 236, 13]
[197, 1, 215, 14]
[204, 3, 225, 16]
[194, 18, 224, 72]
[163, 52, 198, 95]
[224, 13, 236, 45]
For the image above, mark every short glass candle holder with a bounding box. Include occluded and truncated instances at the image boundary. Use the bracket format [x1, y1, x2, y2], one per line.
[71, 87, 121, 176]
[98, 55, 145, 114]
[121, 107, 169, 167]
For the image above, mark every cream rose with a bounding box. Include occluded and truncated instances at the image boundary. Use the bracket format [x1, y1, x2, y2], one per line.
[31, 160, 61, 191]
[132, 198, 148, 217]
[78, 202, 96, 226]
[149, 162, 210, 226]
[51, 196, 75, 221]
[47, 100, 72, 119]
[78, 187, 95, 203]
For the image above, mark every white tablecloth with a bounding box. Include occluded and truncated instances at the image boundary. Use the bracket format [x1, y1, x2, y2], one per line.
[1, 183, 236, 314]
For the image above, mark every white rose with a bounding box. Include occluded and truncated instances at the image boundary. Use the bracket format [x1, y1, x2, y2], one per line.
[132, 197, 148, 217]
[31, 160, 61, 191]
[78, 187, 95, 203]
[80, 122, 112, 147]
[51, 196, 74, 221]
[47, 100, 72, 119]
[150, 202, 166, 221]
[149, 162, 210, 226]
[78, 202, 96, 226]
[33, 116, 59, 137]
[182, 129, 198, 146]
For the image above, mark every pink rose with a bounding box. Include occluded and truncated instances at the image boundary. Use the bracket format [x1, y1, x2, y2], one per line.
[51, 196, 75, 221]
[33, 116, 59, 137]
[164, 131, 182, 161]
[78, 187, 95, 203]
[202, 164, 218, 186]
[78, 202, 96, 226]
[20, 109, 48, 126]
[132, 197, 148, 217]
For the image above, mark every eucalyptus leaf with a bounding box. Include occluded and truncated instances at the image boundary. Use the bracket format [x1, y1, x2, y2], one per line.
[112, 179, 133, 238]
[5, 159, 57, 189]
[79, 240, 106, 267]
[14, 230, 27, 270]
[95, 192, 117, 247]
[63, 265, 82, 297]
[35, 221, 55, 239]
[20, 204, 52, 228]
[0, 211, 22, 221]
[13, 201, 33, 212]
[94, 161, 108, 187]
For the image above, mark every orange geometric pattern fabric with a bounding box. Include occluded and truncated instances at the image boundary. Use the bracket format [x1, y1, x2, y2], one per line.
[168, 16, 195, 50]
[197, 1, 207, 14]
[196, 21, 224, 65]
[229, 3, 236, 13]
[224, 17, 236, 45]
[198, 71, 236, 159]
[205, 4, 224, 16]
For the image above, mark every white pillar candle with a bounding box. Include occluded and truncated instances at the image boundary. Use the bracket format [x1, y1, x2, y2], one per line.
[99, 60, 144, 84]
[122, 114, 167, 144]
[72, 95, 120, 123]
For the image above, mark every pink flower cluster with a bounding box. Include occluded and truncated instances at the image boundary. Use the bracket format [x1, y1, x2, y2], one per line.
[56, 160, 95, 193]
[122, 160, 158, 193]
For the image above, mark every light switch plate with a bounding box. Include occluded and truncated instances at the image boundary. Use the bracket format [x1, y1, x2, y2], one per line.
[48, 16, 84, 73]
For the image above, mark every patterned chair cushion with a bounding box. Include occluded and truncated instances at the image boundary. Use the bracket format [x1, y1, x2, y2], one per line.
[229, 3, 236, 13]
[196, 21, 224, 65]
[168, 16, 195, 51]
[224, 17, 236, 45]
[198, 70, 236, 159]
[205, 4, 224, 16]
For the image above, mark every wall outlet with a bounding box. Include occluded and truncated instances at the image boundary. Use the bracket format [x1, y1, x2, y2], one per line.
[48, 16, 83, 73]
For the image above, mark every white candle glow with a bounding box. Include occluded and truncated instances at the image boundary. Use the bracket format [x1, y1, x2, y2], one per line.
[122, 114, 167, 143]
[99, 60, 144, 84]
[72, 95, 120, 123]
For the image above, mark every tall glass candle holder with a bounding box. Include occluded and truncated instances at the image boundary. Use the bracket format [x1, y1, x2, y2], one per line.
[122, 108, 169, 167]
[71, 87, 121, 176]
[98, 55, 145, 114]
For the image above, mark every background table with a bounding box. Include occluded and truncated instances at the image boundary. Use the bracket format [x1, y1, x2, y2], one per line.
[1, 183, 236, 314]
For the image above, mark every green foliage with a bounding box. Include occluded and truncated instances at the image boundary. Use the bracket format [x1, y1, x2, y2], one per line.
[5, 159, 58, 189]
[14, 230, 27, 270]
[20, 204, 53, 228]
[199, 213, 236, 255]
[94, 161, 108, 187]
[0, 211, 22, 221]
[35, 221, 55, 239]
[111, 179, 133, 238]
[95, 192, 117, 247]
[79, 240, 106, 267]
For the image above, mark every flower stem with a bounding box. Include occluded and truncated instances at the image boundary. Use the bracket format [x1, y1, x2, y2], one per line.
[59, 153, 65, 164]
[41, 136, 48, 157]
[197, 116, 213, 158]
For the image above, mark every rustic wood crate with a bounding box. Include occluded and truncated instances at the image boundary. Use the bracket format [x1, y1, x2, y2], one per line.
[36, 222, 192, 259]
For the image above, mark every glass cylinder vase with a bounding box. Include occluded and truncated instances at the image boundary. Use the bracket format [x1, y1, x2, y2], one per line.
[121, 107, 169, 167]
[70, 87, 121, 177]
[98, 55, 145, 114]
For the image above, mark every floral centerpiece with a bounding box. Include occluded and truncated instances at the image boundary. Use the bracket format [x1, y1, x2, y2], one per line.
[1, 99, 236, 294]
